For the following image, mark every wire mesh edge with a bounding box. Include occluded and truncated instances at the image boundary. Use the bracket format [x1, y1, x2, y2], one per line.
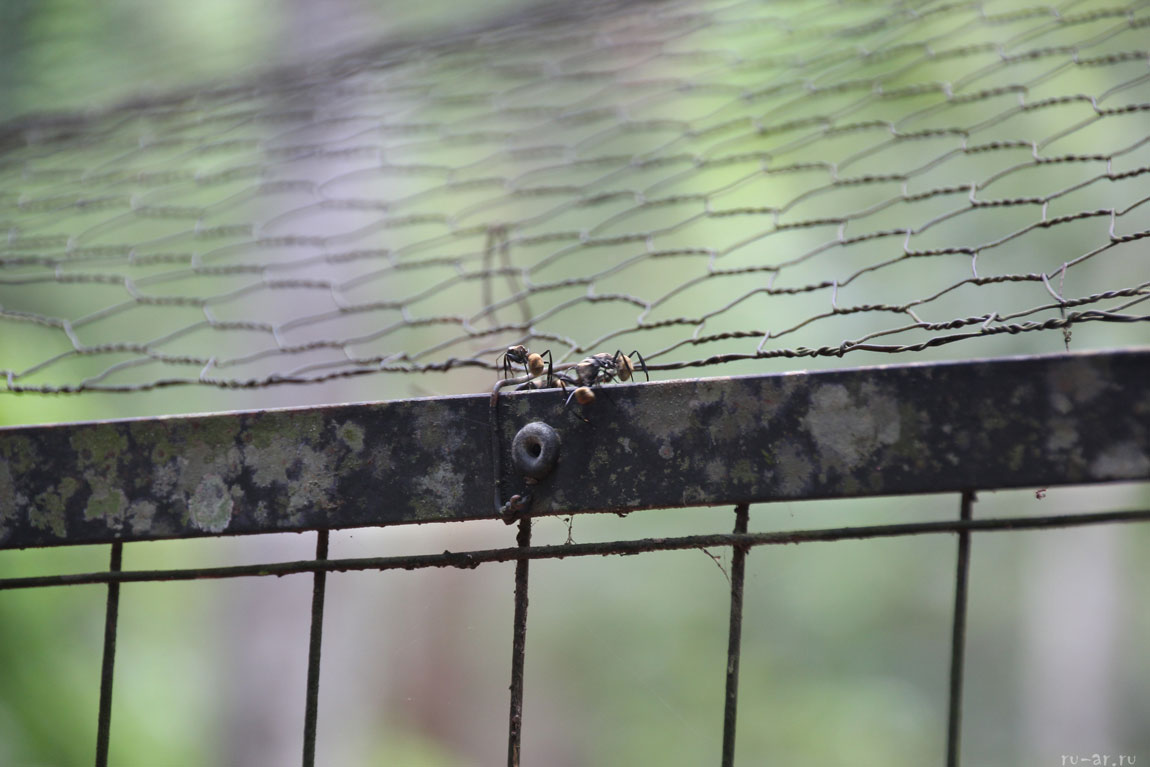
[2, 507, 1147, 591]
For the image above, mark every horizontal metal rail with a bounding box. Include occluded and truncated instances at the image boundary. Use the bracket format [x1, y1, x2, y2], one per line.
[1, 348, 1148, 548]
[1, 507, 1147, 590]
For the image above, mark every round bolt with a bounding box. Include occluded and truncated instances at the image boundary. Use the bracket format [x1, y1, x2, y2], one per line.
[511, 421, 561, 480]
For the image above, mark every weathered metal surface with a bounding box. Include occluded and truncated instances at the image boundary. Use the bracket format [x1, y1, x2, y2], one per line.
[1, 349, 1148, 548]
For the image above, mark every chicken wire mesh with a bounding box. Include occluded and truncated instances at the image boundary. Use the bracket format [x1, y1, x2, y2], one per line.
[1, 0, 1149, 395]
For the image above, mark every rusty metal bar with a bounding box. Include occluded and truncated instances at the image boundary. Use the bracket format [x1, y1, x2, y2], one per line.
[301, 530, 328, 767]
[721, 503, 750, 767]
[946, 491, 975, 767]
[1, 508, 1147, 591]
[1, 349, 1146, 549]
[94, 542, 122, 767]
[507, 518, 532, 767]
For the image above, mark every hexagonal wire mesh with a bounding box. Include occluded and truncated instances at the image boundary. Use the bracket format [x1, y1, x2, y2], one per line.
[1, 0, 1147, 394]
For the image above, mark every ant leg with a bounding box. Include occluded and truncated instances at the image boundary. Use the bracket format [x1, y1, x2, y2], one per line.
[557, 376, 593, 423]
[557, 375, 581, 406]
[541, 349, 553, 385]
[628, 349, 650, 382]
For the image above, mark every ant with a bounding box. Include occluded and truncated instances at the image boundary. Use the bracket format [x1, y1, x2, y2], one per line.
[555, 349, 648, 407]
[499, 344, 553, 384]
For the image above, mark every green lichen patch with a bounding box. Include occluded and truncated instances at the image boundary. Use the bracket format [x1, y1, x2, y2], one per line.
[71, 426, 129, 472]
[1048, 357, 1108, 412]
[128, 500, 157, 535]
[413, 407, 466, 453]
[129, 420, 176, 465]
[336, 421, 368, 473]
[0, 433, 37, 474]
[337, 421, 365, 453]
[1090, 442, 1150, 480]
[176, 442, 242, 496]
[731, 458, 756, 486]
[71, 426, 133, 525]
[775, 442, 814, 496]
[244, 410, 324, 451]
[285, 445, 339, 520]
[85, 485, 129, 527]
[0, 458, 28, 538]
[412, 464, 465, 520]
[31, 477, 78, 538]
[803, 382, 900, 474]
[189, 474, 233, 533]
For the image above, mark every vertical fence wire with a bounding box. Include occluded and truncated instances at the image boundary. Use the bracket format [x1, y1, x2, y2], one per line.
[94, 542, 123, 767]
[946, 491, 975, 767]
[507, 517, 532, 767]
[302, 529, 330, 767]
[721, 503, 751, 767]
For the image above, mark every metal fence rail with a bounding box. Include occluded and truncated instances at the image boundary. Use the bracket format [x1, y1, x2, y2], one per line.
[2, 348, 1147, 547]
[2, 348, 1149, 765]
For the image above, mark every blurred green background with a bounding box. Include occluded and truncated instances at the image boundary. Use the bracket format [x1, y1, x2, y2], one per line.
[0, 0, 532, 118]
[2, 0, 1149, 765]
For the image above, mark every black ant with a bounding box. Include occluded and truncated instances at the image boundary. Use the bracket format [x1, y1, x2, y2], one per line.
[499, 345, 552, 382]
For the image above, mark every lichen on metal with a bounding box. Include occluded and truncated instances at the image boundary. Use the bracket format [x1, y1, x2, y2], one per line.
[0, 395, 498, 547]
[0, 349, 1147, 548]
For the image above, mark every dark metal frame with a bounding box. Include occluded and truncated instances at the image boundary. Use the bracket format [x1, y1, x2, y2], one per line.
[2, 348, 1147, 548]
[2, 348, 1149, 766]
